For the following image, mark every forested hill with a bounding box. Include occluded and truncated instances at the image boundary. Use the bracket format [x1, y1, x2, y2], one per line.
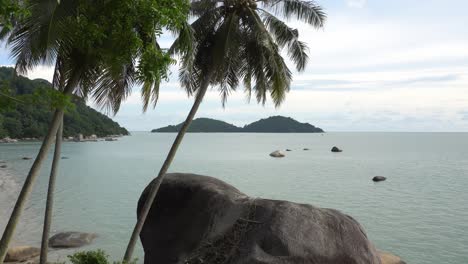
[152, 116, 324, 133]
[152, 118, 242, 132]
[242, 116, 323, 133]
[0, 67, 129, 139]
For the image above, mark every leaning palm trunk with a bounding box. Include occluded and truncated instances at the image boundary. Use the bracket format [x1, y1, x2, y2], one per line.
[123, 74, 212, 262]
[39, 118, 63, 264]
[0, 110, 64, 263]
[0, 80, 75, 263]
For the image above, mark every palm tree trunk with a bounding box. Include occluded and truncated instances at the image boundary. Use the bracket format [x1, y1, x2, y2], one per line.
[0, 81, 75, 263]
[39, 117, 63, 264]
[123, 73, 212, 263]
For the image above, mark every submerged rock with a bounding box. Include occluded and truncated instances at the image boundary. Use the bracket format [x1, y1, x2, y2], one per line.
[0, 164, 7, 168]
[49, 232, 97, 248]
[61, 157, 69, 160]
[372, 176, 387, 182]
[5, 246, 40, 262]
[331, 146, 342, 152]
[269, 150, 285, 158]
[138, 173, 382, 264]
[379, 251, 406, 264]
[22, 157, 32, 160]
[303, 148, 309, 151]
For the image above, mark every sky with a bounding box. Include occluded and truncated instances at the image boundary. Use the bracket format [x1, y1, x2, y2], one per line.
[2, 0, 468, 132]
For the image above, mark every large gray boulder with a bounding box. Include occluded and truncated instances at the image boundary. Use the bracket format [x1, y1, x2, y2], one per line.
[49, 232, 97, 248]
[138, 173, 382, 264]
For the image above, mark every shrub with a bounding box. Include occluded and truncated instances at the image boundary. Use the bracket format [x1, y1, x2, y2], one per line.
[68, 250, 137, 264]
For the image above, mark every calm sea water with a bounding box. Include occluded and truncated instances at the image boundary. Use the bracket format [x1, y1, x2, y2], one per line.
[1, 132, 468, 263]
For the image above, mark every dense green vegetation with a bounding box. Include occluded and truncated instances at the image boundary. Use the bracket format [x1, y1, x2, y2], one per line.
[243, 116, 324, 133]
[68, 250, 137, 264]
[152, 116, 324, 133]
[0, 67, 128, 139]
[152, 118, 242, 132]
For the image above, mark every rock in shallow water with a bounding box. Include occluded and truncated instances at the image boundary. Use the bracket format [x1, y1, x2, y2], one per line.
[138, 173, 382, 264]
[269, 150, 285, 158]
[379, 251, 406, 264]
[49, 232, 97, 248]
[5, 246, 40, 262]
[331, 146, 342, 152]
[373, 176, 387, 182]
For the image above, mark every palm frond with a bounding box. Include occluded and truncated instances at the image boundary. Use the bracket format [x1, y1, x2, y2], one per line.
[265, 0, 326, 28]
[191, 0, 219, 17]
[93, 62, 136, 114]
[260, 9, 309, 71]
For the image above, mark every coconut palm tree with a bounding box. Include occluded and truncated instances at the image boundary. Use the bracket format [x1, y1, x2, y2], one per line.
[123, 0, 326, 261]
[39, 116, 63, 264]
[0, 0, 189, 262]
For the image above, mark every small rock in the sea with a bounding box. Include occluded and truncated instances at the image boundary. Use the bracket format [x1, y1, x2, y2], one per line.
[0, 165, 7, 168]
[378, 250, 406, 264]
[61, 156, 69, 160]
[22, 157, 32, 160]
[49, 232, 97, 248]
[286, 149, 292, 151]
[372, 176, 387, 182]
[303, 148, 309, 151]
[331, 146, 342, 152]
[5, 246, 40, 262]
[269, 150, 285, 158]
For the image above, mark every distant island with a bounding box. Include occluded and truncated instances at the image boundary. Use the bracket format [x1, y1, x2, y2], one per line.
[151, 116, 324, 133]
[0, 67, 129, 139]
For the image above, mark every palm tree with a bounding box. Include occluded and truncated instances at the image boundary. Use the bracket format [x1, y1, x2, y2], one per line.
[39, 116, 63, 264]
[123, 0, 326, 261]
[0, 0, 189, 262]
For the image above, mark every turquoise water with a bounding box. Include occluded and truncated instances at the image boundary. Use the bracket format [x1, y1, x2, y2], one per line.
[1, 132, 468, 263]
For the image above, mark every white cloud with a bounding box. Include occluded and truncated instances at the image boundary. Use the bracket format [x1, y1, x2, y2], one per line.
[346, 0, 367, 8]
[24, 65, 54, 82]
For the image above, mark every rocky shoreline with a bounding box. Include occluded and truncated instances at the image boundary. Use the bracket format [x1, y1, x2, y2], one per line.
[0, 134, 126, 144]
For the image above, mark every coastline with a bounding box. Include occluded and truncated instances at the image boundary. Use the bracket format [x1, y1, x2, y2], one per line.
[0, 134, 126, 144]
[0, 168, 80, 263]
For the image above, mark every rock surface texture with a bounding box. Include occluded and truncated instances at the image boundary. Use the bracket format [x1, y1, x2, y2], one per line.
[378, 251, 406, 264]
[138, 173, 384, 264]
[5, 246, 40, 262]
[49, 232, 97, 248]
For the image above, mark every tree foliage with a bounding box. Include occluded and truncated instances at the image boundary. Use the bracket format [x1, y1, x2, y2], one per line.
[68, 250, 137, 264]
[2, 0, 190, 114]
[0, 0, 27, 33]
[0, 67, 128, 138]
[171, 0, 326, 107]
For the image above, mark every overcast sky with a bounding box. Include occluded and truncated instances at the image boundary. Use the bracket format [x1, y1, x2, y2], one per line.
[2, 0, 468, 132]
